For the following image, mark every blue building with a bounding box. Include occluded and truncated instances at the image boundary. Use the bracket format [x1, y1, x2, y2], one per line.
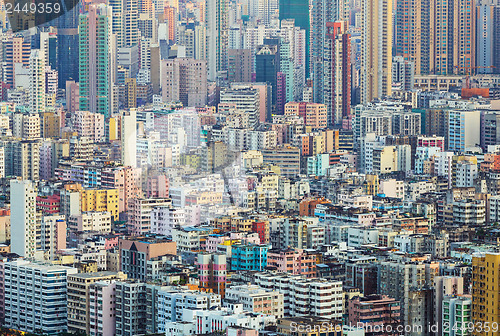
[231, 244, 270, 271]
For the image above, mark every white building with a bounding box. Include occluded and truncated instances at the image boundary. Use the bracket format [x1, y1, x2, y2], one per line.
[29, 49, 46, 114]
[10, 179, 38, 259]
[121, 108, 137, 168]
[225, 285, 284, 317]
[166, 305, 276, 335]
[151, 206, 186, 236]
[447, 110, 481, 152]
[489, 195, 500, 224]
[442, 296, 472, 336]
[347, 227, 379, 248]
[156, 288, 221, 332]
[128, 197, 171, 235]
[68, 211, 112, 233]
[379, 179, 404, 199]
[254, 272, 343, 319]
[3, 260, 78, 334]
[455, 160, 478, 188]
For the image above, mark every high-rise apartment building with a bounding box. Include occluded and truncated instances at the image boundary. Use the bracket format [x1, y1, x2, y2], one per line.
[392, 56, 415, 91]
[67, 271, 128, 335]
[198, 253, 227, 297]
[3, 140, 40, 181]
[57, 4, 80, 87]
[79, 4, 115, 118]
[121, 109, 137, 168]
[396, 0, 475, 75]
[161, 58, 208, 107]
[361, 0, 393, 102]
[4, 36, 30, 87]
[447, 110, 481, 152]
[471, 252, 500, 336]
[228, 49, 252, 83]
[324, 21, 351, 126]
[255, 43, 279, 111]
[378, 261, 439, 333]
[476, 0, 500, 73]
[108, 0, 139, 48]
[279, 0, 309, 77]
[205, 0, 228, 81]
[310, 0, 344, 105]
[29, 49, 46, 114]
[88, 280, 120, 336]
[10, 180, 37, 259]
[3, 260, 78, 334]
[220, 84, 261, 127]
[443, 295, 473, 336]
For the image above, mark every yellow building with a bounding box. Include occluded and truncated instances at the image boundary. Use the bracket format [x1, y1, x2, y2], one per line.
[81, 188, 119, 220]
[472, 252, 500, 336]
[181, 153, 201, 170]
[65, 184, 119, 220]
[41, 112, 61, 138]
[364, 174, 379, 195]
[109, 117, 119, 141]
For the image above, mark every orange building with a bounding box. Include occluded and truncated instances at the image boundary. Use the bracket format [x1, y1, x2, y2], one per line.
[299, 197, 330, 216]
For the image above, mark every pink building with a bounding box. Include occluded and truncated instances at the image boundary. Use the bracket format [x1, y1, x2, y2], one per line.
[100, 234, 120, 250]
[266, 249, 317, 278]
[185, 205, 201, 226]
[417, 136, 445, 151]
[66, 80, 80, 113]
[227, 327, 258, 336]
[348, 295, 401, 334]
[146, 174, 169, 198]
[36, 194, 61, 214]
[206, 235, 229, 253]
[101, 166, 141, 213]
[198, 253, 227, 297]
[88, 280, 118, 336]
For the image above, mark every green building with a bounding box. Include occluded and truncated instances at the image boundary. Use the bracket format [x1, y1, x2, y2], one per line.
[79, 4, 113, 119]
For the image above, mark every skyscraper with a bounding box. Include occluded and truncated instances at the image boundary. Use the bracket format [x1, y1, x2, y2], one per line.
[324, 21, 351, 126]
[10, 179, 37, 259]
[310, 0, 344, 103]
[279, 0, 309, 77]
[396, 0, 476, 75]
[4, 36, 30, 87]
[57, 5, 80, 87]
[108, 0, 139, 48]
[255, 43, 279, 111]
[79, 4, 115, 118]
[29, 49, 46, 115]
[205, 0, 228, 81]
[395, 0, 432, 75]
[476, 0, 499, 73]
[361, 0, 393, 103]
[472, 252, 500, 336]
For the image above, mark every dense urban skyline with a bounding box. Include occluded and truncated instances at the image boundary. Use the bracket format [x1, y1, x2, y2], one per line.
[0, 0, 499, 335]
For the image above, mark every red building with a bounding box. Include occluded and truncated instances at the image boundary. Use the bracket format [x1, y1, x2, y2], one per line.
[252, 221, 269, 244]
[36, 194, 61, 214]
